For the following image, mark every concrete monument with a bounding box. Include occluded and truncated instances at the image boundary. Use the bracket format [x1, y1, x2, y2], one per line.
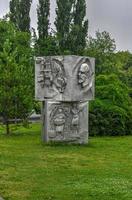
[35, 55, 95, 144]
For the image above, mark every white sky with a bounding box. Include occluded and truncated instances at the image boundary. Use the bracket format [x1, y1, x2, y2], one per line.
[0, 0, 132, 52]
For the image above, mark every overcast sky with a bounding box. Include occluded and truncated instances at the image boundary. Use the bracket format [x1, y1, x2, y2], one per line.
[0, 0, 132, 52]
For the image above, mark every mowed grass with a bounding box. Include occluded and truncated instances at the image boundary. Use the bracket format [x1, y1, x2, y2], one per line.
[0, 124, 132, 200]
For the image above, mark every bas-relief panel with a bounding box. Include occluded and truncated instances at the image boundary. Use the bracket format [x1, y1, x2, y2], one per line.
[35, 56, 95, 101]
[43, 101, 89, 144]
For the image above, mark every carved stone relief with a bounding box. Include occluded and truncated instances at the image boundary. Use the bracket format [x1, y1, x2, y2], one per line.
[78, 62, 93, 90]
[35, 56, 95, 101]
[35, 56, 67, 100]
[43, 101, 89, 144]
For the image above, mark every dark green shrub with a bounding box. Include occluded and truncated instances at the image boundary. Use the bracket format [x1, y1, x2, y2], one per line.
[89, 74, 132, 136]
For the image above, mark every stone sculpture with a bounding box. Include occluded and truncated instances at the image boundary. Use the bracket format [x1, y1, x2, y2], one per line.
[35, 55, 95, 101]
[35, 55, 95, 144]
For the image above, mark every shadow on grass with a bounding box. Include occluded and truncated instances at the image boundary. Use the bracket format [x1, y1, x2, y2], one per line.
[41, 137, 94, 149]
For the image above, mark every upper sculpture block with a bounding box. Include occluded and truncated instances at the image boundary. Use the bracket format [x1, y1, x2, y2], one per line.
[35, 55, 95, 101]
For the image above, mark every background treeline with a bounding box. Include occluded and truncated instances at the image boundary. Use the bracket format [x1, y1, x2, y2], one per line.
[0, 0, 131, 135]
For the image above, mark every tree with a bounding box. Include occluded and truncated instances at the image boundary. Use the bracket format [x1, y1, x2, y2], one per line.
[36, 0, 59, 56]
[0, 20, 34, 135]
[68, 0, 88, 54]
[18, 0, 32, 32]
[54, 0, 88, 54]
[84, 30, 132, 136]
[89, 74, 132, 136]
[85, 31, 116, 74]
[35, 34, 61, 56]
[9, 0, 19, 28]
[54, 0, 74, 52]
[9, 0, 32, 32]
[115, 51, 132, 98]
[37, 0, 50, 40]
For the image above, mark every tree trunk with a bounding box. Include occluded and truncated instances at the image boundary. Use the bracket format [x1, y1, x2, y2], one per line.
[6, 121, 10, 135]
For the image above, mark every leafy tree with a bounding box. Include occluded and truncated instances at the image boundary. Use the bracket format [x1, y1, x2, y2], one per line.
[85, 31, 117, 74]
[18, 0, 32, 32]
[36, 0, 59, 55]
[9, 0, 19, 28]
[54, 0, 74, 52]
[37, 0, 50, 40]
[84, 30, 132, 136]
[35, 34, 61, 56]
[9, 0, 32, 32]
[68, 0, 88, 54]
[89, 74, 132, 136]
[116, 51, 132, 70]
[115, 51, 132, 98]
[54, 0, 88, 54]
[0, 20, 33, 135]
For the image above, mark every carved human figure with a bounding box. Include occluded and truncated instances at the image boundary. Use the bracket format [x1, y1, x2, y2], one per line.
[78, 63, 92, 90]
[53, 108, 66, 139]
[53, 62, 67, 93]
[43, 60, 53, 87]
[37, 58, 67, 99]
[37, 59, 53, 89]
[71, 104, 80, 134]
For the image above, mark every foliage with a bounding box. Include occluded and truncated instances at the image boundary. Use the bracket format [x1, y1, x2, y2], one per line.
[85, 31, 117, 75]
[9, 0, 19, 28]
[0, 20, 34, 134]
[68, 0, 88, 55]
[18, 0, 32, 32]
[116, 51, 132, 96]
[89, 74, 132, 136]
[37, 0, 50, 40]
[36, 0, 61, 56]
[54, 0, 88, 54]
[84, 31, 132, 136]
[54, 0, 74, 52]
[35, 32, 61, 56]
[9, 0, 32, 32]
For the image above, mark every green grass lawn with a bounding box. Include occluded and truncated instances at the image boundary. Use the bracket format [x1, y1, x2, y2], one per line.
[0, 123, 132, 200]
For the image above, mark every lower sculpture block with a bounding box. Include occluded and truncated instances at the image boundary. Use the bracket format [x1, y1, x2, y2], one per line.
[42, 101, 89, 144]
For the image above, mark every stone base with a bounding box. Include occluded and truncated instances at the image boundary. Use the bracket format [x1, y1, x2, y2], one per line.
[42, 101, 89, 144]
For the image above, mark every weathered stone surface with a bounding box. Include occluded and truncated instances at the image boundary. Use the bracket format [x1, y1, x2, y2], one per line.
[42, 101, 89, 144]
[35, 55, 95, 101]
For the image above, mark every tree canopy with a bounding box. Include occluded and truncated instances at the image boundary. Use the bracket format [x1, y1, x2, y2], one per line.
[0, 20, 34, 134]
[9, 0, 32, 32]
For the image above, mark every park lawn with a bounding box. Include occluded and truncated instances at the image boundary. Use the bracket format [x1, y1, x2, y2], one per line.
[0, 124, 132, 200]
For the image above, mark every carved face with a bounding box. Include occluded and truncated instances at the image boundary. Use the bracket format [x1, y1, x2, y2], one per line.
[44, 69, 53, 86]
[78, 63, 90, 86]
